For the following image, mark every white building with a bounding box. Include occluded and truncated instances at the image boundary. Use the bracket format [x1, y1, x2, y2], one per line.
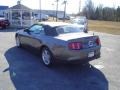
[33, 10, 69, 20]
[3, 1, 69, 27]
[33, 10, 64, 17]
[0, 6, 9, 17]
[6, 1, 36, 27]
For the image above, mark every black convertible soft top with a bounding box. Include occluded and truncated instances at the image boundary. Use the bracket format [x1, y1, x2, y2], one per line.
[42, 25, 58, 36]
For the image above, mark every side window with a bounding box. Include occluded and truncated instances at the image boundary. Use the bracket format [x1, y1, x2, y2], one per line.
[29, 25, 44, 34]
[44, 25, 58, 36]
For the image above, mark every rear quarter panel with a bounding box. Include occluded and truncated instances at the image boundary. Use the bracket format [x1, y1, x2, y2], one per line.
[41, 36, 68, 56]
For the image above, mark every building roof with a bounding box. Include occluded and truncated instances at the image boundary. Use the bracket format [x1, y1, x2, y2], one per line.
[10, 4, 31, 10]
[33, 9, 64, 13]
[0, 6, 9, 10]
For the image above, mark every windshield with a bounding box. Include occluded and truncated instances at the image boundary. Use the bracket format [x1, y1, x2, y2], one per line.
[56, 25, 84, 35]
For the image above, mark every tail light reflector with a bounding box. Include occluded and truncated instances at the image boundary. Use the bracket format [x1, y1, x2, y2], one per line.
[96, 38, 101, 45]
[68, 42, 82, 50]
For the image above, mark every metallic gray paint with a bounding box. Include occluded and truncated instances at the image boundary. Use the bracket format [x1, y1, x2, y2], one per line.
[16, 22, 101, 62]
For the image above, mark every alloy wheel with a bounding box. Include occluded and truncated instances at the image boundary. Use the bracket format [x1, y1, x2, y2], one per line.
[42, 48, 52, 66]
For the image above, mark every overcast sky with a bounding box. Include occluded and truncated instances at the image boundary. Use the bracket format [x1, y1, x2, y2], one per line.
[0, 0, 120, 14]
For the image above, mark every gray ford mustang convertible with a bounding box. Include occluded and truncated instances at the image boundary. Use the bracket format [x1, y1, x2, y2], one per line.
[15, 22, 101, 66]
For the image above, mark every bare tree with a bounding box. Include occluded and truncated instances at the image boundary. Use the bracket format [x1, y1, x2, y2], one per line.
[82, 0, 95, 19]
[116, 6, 120, 21]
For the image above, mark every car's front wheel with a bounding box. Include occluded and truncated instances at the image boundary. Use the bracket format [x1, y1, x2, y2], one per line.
[41, 47, 53, 66]
[16, 36, 21, 48]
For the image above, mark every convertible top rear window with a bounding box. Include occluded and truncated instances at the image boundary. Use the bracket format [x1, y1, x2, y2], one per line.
[56, 25, 84, 35]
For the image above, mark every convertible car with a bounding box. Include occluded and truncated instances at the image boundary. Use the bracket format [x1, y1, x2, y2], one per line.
[15, 22, 101, 66]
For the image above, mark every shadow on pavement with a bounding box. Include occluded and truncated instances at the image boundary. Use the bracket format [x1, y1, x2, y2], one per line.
[4, 46, 108, 90]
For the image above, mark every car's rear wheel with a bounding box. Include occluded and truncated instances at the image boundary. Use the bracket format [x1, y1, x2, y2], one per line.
[41, 47, 53, 66]
[16, 36, 21, 48]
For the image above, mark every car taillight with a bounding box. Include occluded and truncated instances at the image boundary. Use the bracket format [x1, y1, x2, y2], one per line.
[96, 38, 101, 45]
[68, 42, 82, 50]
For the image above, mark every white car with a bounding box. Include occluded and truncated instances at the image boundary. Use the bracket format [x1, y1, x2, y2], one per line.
[57, 14, 70, 20]
[35, 14, 49, 21]
[71, 17, 88, 33]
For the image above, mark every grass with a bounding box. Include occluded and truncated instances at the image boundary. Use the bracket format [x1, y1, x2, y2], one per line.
[88, 20, 120, 35]
[48, 17, 120, 35]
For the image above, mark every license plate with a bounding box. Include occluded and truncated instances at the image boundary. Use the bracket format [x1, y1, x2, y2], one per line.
[88, 52, 94, 57]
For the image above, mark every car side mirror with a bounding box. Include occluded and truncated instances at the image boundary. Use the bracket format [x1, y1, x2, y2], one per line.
[24, 28, 29, 32]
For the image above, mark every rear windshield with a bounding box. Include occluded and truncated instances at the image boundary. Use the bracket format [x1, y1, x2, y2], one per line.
[56, 25, 84, 35]
[73, 19, 86, 25]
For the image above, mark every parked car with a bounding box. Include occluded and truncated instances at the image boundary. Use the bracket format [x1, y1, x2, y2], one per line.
[69, 16, 75, 20]
[0, 17, 10, 29]
[15, 22, 101, 66]
[35, 13, 49, 21]
[71, 16, 88, 33]
[57, 14, 70, 20]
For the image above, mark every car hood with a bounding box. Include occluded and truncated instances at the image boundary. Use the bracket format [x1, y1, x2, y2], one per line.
[54, 32, 94, 41]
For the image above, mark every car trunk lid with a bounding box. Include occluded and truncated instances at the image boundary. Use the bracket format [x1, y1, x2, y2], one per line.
[55, 32, 100, 49]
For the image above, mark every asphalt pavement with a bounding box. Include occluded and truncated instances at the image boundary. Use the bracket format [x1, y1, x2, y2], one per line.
[0, 29, 120, 90]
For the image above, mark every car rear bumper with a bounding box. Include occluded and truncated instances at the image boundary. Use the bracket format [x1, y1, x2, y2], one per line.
[59, 53, 100, 64]
[53, 46, 101, 63]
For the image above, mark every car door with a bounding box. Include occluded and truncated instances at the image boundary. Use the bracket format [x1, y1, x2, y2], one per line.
[28, 24, 45, 50]
[21, 24, 45, 51]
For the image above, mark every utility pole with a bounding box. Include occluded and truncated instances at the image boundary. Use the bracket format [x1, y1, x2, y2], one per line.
[18, 0, 22, 27]
[39, 0, 41, 22]
[63, 0, 67, 22]
[56, 0, 59, 22]
[79, 0, 81, 14]
[52, 3, 55, 20]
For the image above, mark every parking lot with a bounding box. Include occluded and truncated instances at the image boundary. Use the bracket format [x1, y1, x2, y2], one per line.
[0, 29, 120, 90]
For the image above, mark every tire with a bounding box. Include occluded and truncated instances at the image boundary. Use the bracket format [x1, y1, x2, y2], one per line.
[41, 47, 54, 66]
[16, 36, 21, 48]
